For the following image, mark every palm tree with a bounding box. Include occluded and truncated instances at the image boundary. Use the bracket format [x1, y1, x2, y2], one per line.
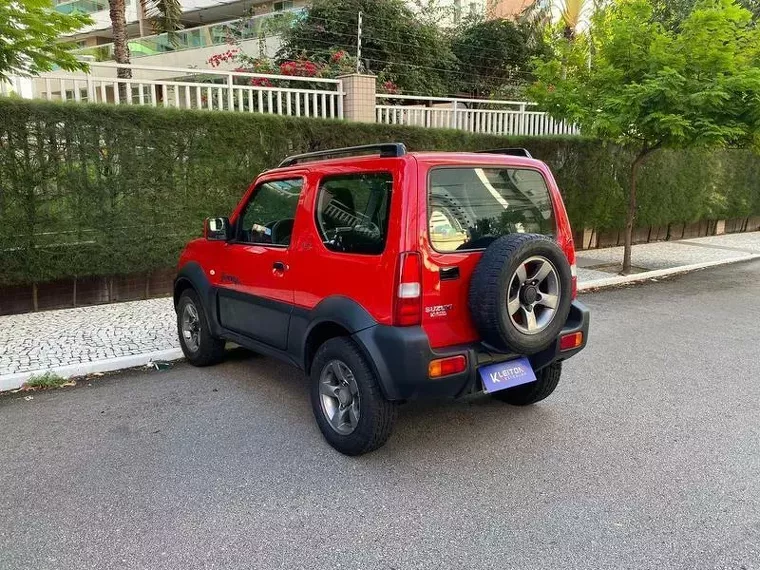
[109, 0, 182, 93]
[517, 0, 596, 40]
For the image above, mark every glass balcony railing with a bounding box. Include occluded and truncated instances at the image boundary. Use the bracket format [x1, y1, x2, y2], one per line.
[54, 0, 113, 15]
[73, 9, 304, 62]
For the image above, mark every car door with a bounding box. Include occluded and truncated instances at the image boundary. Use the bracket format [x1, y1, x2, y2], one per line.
[216, 175, 306, 350]
[290, 168, 402, 324]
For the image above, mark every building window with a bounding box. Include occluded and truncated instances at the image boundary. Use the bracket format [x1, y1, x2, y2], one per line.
[273, 0, 294, 11]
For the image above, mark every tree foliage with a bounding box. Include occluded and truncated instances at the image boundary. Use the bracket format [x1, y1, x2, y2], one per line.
[227, 0, 548, 97]
[1, 99, 758, 287]
[531, 0, 760, 271]
[652, 0, 759, 27]
[0, 0, 92, 82]
[450, 18, 547, 97]
[278, 0, 456, 95]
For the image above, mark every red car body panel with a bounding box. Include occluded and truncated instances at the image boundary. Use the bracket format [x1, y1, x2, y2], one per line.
[178, 152, 576, 350]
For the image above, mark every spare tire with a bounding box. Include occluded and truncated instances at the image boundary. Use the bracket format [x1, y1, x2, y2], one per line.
[468, 234, 572, 355]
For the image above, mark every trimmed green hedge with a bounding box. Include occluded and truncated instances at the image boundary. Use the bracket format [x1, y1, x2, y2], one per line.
[0, 99, 758, 286]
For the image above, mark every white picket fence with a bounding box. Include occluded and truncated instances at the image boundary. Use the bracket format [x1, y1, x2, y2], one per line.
[7, 63, 580, 136]
[376, 94, 579, 136]
[32, 62, 344, 119]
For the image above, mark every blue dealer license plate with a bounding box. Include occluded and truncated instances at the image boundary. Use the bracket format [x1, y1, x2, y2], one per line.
[479, 357, 536, 393]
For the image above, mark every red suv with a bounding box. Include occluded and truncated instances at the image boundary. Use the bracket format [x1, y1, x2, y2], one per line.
[174, 144, 589, 455]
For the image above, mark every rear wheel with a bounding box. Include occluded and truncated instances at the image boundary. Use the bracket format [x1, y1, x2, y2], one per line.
[310, 337, 397, 456]
[177, 289, 226, 367]
[490, 362, 562, 406]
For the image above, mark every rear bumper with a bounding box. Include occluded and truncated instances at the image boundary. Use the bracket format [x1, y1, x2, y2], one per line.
[353, 300, 590, 401]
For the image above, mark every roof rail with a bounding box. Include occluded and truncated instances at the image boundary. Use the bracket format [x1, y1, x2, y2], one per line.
[474, 148, 533, 159]
[278, 143, 407, 168]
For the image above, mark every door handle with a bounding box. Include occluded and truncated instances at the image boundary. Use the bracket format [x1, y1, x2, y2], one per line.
[439, 266, 460, 280]
[273, 261, 288, 272]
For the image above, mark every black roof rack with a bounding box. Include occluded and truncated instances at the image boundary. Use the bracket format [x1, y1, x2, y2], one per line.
[278, 143, 407, 168]
[474, 148, 533, 159]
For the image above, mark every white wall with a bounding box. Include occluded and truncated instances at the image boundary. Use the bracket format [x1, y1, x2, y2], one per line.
[74, 3, 139, 35]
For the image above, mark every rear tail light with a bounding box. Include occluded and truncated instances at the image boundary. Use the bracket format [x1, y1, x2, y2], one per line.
[428, 355, 467, 378]
[570, 263, 578, 299]
[394, 252, 422, 326]
[560, 331, 583, 351]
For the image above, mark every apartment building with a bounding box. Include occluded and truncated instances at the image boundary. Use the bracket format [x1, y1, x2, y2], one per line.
[55, 0, 307, 68]
[53, 0, 530, 71]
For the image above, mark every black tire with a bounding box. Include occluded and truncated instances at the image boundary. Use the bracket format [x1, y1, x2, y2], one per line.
[468, 233, 572, 354]
[177, 289, 226, 367]
[310, 337, 397, 456]
[490, 362, 562, 406]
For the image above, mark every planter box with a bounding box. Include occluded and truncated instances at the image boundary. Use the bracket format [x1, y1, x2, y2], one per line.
[0, 268, 176, 316]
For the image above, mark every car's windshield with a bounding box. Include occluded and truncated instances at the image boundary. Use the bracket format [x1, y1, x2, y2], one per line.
[428, 167, 556, 252]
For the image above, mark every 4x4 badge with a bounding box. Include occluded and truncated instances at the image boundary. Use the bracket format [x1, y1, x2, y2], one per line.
[425, 304, 453, 318]
[221, 274, 241, 285]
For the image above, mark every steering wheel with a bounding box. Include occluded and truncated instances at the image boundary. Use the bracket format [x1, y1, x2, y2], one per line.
[270, 219, 295, 245]
[323, 227, 348, 252]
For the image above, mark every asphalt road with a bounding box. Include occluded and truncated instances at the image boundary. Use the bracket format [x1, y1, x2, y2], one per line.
[2, 260, 760, 570]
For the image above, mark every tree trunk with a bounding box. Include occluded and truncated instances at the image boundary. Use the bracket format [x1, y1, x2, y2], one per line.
[622, 146, 653, 275]
[109, 0, 131, 101]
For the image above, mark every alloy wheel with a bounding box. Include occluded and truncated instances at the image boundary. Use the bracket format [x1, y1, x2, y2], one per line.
[506, 255, 561, 335]
[319, 360, 361, 435]
[181, 302, 201, 352]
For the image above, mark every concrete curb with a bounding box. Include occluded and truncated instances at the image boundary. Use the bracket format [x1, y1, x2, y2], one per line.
[577, 254, 760, 292]
[2, 253, 758, 393]
[0, 348, 184, 393]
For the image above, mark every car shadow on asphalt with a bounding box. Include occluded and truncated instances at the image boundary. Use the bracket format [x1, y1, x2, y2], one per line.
[222, 350, 567, 462]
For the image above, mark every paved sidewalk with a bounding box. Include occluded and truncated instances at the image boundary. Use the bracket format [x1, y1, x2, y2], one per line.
[1, 231, 758, 390]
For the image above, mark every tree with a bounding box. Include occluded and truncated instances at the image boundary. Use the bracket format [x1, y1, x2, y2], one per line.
[277, 0, 455, 96]
[520, 0, 596, 40]
[531, 0, 760, 273]
[651, 0, 759, 28]
[450, 18, 545, 97]
[109, 0, 182, 86]
[0, 0, 92, 82]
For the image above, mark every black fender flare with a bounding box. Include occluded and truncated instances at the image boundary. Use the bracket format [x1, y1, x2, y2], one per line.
[294, 296, 427, 401]
[292, 295, 377, 368]
[173, 262, 221, 336]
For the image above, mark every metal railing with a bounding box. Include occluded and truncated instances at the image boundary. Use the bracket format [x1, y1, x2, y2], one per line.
[376, 94, 578, 137]
[35, 62, 344, 119]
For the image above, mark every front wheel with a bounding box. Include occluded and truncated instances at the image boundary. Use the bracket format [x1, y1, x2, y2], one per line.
[490, 362, 562, 406]
[177, 289, 226, 367]
[310, 337, 397, 456]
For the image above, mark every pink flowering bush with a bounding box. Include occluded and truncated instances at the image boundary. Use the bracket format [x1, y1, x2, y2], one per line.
[206, 49, 240, 68]
[206, 47, 356, 82]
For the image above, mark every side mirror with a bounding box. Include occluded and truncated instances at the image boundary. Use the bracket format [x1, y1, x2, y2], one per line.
[205, 217, 231, 241]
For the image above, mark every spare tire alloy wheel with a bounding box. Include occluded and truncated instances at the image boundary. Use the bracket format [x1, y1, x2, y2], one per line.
[507, 256, 560, 335]
[468, 234, 572, 355]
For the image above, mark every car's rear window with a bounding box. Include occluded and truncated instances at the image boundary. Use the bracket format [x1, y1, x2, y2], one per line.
[428, 167, 556, 252]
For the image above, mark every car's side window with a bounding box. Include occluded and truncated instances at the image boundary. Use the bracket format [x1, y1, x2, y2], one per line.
[315, 172, 393, 255]
[237, 178, 304, 246]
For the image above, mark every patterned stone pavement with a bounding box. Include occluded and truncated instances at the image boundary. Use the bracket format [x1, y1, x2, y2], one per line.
[575, 232, 760, 271]
[0, 298, 175, 376]
[0, 231, 757, 383]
